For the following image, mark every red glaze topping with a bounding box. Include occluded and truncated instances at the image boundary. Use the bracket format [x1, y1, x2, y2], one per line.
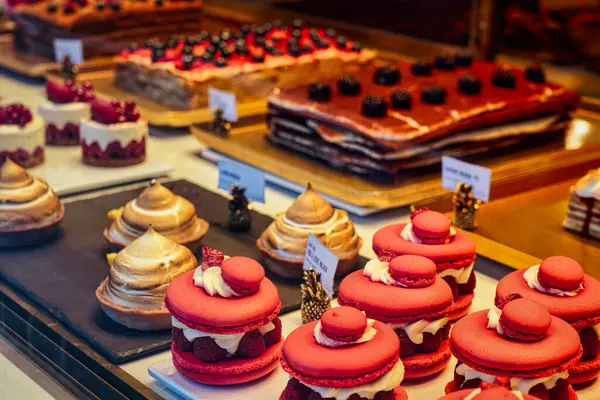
[220, 256, 265, 296]
[538, 256, 584, 291]
[0, 104, 33, 127]
[412, 210, 452, 244]
[46, 80, 95, 104]
[90, 99, 141, 125]
[499, 298, 551, 342]
[320, 306, 367, 343]
[201, 247, 225, 271]
[389, 255, 436, 288]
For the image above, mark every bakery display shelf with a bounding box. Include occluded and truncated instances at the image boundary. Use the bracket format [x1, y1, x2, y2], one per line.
[190, 111, 600, 210]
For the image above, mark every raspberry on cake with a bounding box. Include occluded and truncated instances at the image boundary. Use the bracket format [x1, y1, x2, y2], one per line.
[80, 99, 147, 167]
[165, 249, 283, 385]
[563, 168, 600, 240]
[496, 256, 600, 384]
[38, 79, 95, 146]
[280, 306, 408, 400]
[0, 103, 44, 168]
[372, 209, 477, 321]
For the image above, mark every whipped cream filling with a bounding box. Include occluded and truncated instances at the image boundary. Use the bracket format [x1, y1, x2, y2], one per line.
[193, 263, 240, 298]
[400, 222, 456, 245]
[80, 119, 147, 150]
[456, 363, 569, 394]
[37, 101, 90, 130]
[301, 358, 404, 400]
[0, 116, 44, 152]
[438, 262, 474, 285]
[523, 265, 583, 297]
[363, 259, 405, 287]
[172, 316, 275, 355]
[388, 317, 449, 345]
[487, 305, 505, 335]
[313, 319, 377, 348]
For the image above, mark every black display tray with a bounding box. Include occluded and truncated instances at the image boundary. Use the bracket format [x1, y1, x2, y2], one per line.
[0, 180, 367, 364]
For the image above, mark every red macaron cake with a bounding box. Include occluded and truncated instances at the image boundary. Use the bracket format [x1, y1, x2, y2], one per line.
[447, 296, 581, 400]
[338, 255, 454, 379]
[372, 208, 476, 320]
[164, 248, 283, 385]
[280, 306, 408, 400]
[496, 256, 600, 385]
[438, 383, 538, 400]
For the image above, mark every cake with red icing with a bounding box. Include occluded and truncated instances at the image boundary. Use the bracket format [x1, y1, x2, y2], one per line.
[267, 58, 579, 182]
[563, 168, 600, 240]
[116, 20, 376, 110]
[80, 99, 147, 167]
[496, 256, 600, 385]
[165, 248, 283, 385]
[338, 255, 454, 379]
[38, 79, 95, 146]
[372, 209, 476, 320]
[0, 103, 44, 168]
[447, 296, 581, 399]
[280, 306, 408, 400]
[438, 383, 538, 400]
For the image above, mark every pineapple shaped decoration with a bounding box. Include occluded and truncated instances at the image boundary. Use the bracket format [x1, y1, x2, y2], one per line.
[228, 184, 252, 232]
[452, 182, 482, 231]
[301, 268, 332, 324]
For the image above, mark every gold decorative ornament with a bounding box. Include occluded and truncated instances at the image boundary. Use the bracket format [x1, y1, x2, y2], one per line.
[300, 268, 331, 324]
[452, 182, 482, 231]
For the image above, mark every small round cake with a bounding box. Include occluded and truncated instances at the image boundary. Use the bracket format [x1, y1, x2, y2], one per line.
[0, 159, 64, 247]
[438, 384, 539, 400]
[165, 249, 283, 385]
[372, 208, 476, 320]
[496, 256, 600, 384]
[338, 255, 454, 379]
[96, 226, 197, 330]
[447, 296, 581, 399]
[257, 183, 362, 279]
[81, 99, 147, 167]
[38, 79, 95, 146]
[0, 103, 44, 168]
[103, 180, 209, 249]
[280, 306, 408, 400]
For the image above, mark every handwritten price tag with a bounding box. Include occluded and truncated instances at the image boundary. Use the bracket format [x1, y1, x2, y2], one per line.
[53, 39, 84, 64]
[218, 159, 265, 203]
[302, 233, 338, 298]
[442, 156, 492, 202]
[208, 87, 238, 122]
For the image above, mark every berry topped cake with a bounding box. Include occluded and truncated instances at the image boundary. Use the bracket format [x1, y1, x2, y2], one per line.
[80, 99, 147, 167]
[563, 168, 600, 241]
[0, 103, 44, 168]
[38, 79, 95, 146]
[116, 20, 376, 109]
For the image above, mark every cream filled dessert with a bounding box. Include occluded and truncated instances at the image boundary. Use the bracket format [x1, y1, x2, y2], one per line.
[0, 159, 64, 247]
[0, 103, 44, 168]
[257, 183, 362, 278]
[38, 79, 95, 146]
[104, 180, 209, 248]
[563, 168, 600, 240]
[96, 226, 197, 330]
[80, 99, 147, 167]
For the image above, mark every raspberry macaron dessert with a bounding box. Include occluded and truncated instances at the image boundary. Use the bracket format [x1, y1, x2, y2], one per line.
[438, 383, 538, 400]
[165, 248, 283, 385]
[372, 208, 476, 320]
[338, 255, 454, 379]
[447, 296, 581, 399]
[496, 256, 600, 385]
[281, 306, 408, 400]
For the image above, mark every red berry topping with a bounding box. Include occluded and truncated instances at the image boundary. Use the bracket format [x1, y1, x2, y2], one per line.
[90, 99, 141, 124]
[236, 330, 266, 358]
[263, 317, 282, 347]
[46, 80, 95, 103]
[201, 247, 225, 268]
[192, 337, 227, 363]
[0, 104, 33, 127]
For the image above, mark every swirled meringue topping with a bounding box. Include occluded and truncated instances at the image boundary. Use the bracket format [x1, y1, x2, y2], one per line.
[523, 265, 583, 297]
[103, 227, 197, 310]
[261, 184, 361, 261]
[0, 159, 63, 231]
[106, 180, 208, 246]
[574, 168, 600, 200]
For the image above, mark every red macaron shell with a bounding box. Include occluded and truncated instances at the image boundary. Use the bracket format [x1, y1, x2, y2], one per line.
[338, 270, 453, 322]
[440, 387, 539, 400]
[496, 270, 600, 328]
[569, 349, 600, 383]
[321, 307, 367, 342]
[282, 320, 399, 386]
[373, 224, 476, 270]
[451, 311, 581, 376]
[412, 211, 451, 243]
[165, 270, 281, 334]
[499, 298, 551, 341]
[538, 256, 584, 291]
[278, 386, 408, 400]
[448, 293, 474, 321]
[220, 256, 265, 295]
[402, 339, 452, 379]
[389, 255, 437, 287]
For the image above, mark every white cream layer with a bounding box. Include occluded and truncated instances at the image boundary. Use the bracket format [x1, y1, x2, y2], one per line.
[80, 119, 148, 150]
[37, 101, 90, 130]
[438, 263, 474, 285]
[302, 358, 405, 400]
[193, 264, 240, 298]
[313, 319, 376, 348]
[400, 222, 456, 245]
[0, 116, 44, 153]
[573, 170, 600, 200]
[363, 259, 404, 287]
[388, 317, 449, 344]
[487, 305, 505, 335]
[523, 265, 583, 297]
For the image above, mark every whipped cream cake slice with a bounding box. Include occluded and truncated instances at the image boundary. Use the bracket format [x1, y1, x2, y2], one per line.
[564, 168, 600, 240]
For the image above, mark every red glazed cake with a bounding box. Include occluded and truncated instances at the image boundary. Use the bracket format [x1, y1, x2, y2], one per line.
[438, 384, 538, 400]
[165, 248, 283, 385]
[38, 79, 95, 146]
[338, 255, 454, 379]
[0, 103, 44, 168]
[280, 306, 408, 400]
[80, 99, 147, 167]
[372, 209, 476, 320]
[563, 168, 600, 240]
[496, 256, 600, 385]
[447, 296, 581, 400]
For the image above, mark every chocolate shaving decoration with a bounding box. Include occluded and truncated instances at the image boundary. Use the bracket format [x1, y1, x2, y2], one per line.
[301, 268, 331, 324]
[496, 293, 523, 309]
[61, 55, 78, 82]
[451, 182, 482, 231]
[228, 184, 252, 232]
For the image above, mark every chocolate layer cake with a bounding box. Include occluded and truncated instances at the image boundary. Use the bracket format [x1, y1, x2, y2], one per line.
[564, 168, 600, 240]
[10, 0, 203, 59]
[266, 58, 580, 182]
[115, 21, 376, 110]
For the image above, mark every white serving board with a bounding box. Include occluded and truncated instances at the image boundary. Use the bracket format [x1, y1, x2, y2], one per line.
[30, 146, 174, 196]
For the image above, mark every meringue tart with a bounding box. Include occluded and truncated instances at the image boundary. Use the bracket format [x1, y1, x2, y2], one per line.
[96, 226, 198, 331]
[103, 180, 209, 248]
[0, 159, 64, 248]
[257, 184, 362, 278]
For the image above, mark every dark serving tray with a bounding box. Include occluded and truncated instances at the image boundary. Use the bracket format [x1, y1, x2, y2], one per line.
[0, 180, 367, 364]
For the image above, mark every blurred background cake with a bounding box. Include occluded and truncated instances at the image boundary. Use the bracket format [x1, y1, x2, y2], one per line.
[564, 168, 600, 241]
[0, 103, 44, 168]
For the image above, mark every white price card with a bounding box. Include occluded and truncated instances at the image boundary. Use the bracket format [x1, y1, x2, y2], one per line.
[442, 156, 492, 202]
[302, 233, 338, 298]
[218, 159, 265, 203]
[53, 39, 84, 65]
[208, 87, 238, 122]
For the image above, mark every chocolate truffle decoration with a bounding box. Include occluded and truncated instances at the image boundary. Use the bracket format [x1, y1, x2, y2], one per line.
[337, 75, 361, 96]
[390, 90, 412, 109]
[308, 82, 332, 103]
[362, 95, 387, 118]
[373, 65, 401, 86]
[421, 85, 447, 104]
[458, 74, 482, 95]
